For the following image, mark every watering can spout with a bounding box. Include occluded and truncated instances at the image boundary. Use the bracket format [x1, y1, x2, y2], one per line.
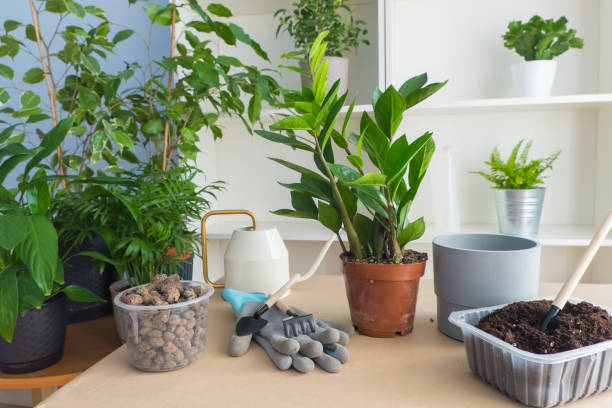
[297, 234, 336, 282]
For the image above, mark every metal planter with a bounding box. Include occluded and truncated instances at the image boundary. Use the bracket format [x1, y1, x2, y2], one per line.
[494, 188, 545, 237]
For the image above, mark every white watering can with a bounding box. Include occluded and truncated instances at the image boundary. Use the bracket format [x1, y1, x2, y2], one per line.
[201, 210, 335, 294]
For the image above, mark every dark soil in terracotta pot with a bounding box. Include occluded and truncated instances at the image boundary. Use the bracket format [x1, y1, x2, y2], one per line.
[478, 300, 612, 354]
[342, 250, 427, 338]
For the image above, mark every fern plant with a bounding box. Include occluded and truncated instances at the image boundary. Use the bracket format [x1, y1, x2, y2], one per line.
[473, 140, 560, 189]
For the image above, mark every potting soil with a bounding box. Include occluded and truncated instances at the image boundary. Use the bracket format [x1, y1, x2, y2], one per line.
[477, 300, 612, 354]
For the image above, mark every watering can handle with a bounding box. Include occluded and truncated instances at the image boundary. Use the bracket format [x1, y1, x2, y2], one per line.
[201, 210, 257, 288]
[296, 234, 337, 282]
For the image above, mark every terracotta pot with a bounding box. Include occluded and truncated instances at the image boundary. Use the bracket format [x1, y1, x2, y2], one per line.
[342, 259, 426, 338]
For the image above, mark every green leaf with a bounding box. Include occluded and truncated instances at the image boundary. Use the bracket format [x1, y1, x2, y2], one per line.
[62, 285, 105, 303]
[398, 217, 426, 247]
[248, 93, 261, 123]
[0, 265, 19, 342]
[24, 117, 73, 176]
[398, 73, 427, 100]
[66, 1, 86, 18]
[20, 91, 40, 109]
[405, 81, 447, 109]
[318, 202, 340, 232]
[255, 130, 313, 152]
[110, 130, 134, 150]
[78, 251, 116, 266]
[353, 213, 372, 251]
[194, 61, 219, 87]
[113, 29, 134, 44]
[291, 191, 317, 215]
[4, 20, 20, 33]
[374, 86, 406, 138]
[270, 158, 326, 182]
[55, 258, 64, 284]
[228, 23, 268, 60]
[270, 115, 311, 130]
[0, 88, 9, 104]
[346, 172, 386, 186]
[17, 273, 44, 315]
[23, 68, 45, 84]
[347, 155, 363, 170]
[0, 211, 28, 249]
[46, 0, 68, 13]
[145, 4, 173, 26]
[82, 55, 101, 74]
[407, 136, 435, 203]
[207, 3, 232, 17]
[25, 25, 37, 42]
[142, 119, 163, 135]
[15, 215, 58, 295]
[0, 64, 14, 80]
[79, 88, 101, 110]
[271, 209, 317, 220]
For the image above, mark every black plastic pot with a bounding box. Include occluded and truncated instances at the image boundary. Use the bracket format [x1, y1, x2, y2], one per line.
[176, 256, 193, 280]
[61, 235, 117, 323]
[0, 295, 67, 374]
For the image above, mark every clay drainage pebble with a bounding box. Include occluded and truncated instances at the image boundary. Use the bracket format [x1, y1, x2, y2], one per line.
[477, 299, 612, 354]
[114, 274, 214, 372]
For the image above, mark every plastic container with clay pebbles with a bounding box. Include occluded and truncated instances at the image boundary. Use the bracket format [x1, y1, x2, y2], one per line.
[114, 281, 214, 372]
[449, 299, 612, 407]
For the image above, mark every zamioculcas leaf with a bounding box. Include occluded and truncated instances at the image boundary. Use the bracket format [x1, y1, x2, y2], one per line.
[270, 116, 311, 130]
[255, 130, 313, 151]
[374, 86, 406, 139]
[398, 73, 427, 100]
[318, 202, 340, 232]
[404, 81, 448, 109]
[270, 209, 317, 220]
[398, 217, 426, 247]
[290, 191, 317, 216]
[345, 172, 386, 186]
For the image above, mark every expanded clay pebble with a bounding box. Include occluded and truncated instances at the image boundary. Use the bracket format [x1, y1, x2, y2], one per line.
[117, 274, 210, 372]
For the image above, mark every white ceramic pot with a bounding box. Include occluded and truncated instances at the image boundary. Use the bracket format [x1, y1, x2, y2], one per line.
[510, 60, 557, 97]
[299, 56, 349, 95]
[224, 227, 290, 295]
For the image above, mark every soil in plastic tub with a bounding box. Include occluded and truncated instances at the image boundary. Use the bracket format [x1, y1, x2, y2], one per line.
[477, 300, 612, 354]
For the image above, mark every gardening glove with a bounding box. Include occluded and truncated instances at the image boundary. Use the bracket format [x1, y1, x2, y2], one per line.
[222, 287, 354, 373]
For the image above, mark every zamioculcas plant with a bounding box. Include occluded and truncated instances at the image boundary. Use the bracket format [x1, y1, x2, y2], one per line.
[256, 32, 446, 337]
[258, 32, 446, 263]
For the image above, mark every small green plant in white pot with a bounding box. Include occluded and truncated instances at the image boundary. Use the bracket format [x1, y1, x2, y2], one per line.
[503, 16, 583, 97]
[473, 140, 560, 236]
[275, 0, 369, 95]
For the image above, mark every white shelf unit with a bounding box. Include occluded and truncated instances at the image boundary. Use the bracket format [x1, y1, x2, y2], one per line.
[204, 220, 612, 247]
[189, 0, 612, 284]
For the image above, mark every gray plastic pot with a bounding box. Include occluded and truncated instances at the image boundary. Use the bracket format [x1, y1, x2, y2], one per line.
[433, 233, 541, 340]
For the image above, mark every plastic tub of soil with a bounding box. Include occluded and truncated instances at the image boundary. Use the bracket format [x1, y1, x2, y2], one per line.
[449, 299, 612, 407]
[114, 275, 214, 372]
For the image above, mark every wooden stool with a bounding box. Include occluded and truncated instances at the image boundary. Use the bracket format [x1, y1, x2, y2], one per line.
[0, 315, 121, 406]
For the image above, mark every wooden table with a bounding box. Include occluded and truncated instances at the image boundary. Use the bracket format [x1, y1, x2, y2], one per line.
[38, 277, 612, 407]
[0, 315, 121, 405]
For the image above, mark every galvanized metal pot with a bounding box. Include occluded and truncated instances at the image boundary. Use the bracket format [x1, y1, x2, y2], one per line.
[494, 188, 545, 237]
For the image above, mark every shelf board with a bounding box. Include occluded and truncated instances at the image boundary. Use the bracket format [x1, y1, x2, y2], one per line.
[204, 220, 612, 247]
[215, 0, 377, 16]
[219, 94, 612, 124]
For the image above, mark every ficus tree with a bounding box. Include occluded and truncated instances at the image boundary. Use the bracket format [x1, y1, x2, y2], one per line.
[256, 32, 446, 264]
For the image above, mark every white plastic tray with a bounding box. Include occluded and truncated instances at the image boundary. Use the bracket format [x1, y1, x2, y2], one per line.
[449, 299, 612, 407]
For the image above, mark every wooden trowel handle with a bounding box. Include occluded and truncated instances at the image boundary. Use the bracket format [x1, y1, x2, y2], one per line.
[553, 211, 612, 310]
[265, 274, 302, 308]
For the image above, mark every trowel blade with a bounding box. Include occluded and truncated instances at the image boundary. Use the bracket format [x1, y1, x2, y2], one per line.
[236, 315, 268, 336]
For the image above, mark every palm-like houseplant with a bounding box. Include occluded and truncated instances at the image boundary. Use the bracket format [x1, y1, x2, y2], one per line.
[256, 32, 446, 337]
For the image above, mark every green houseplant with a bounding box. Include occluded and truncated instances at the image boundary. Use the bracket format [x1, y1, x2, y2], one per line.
[0, 118, 102, 373]
[502, 16, 584, 97]
[275, 0, 369, 95]
[473, 139, 560, 236]
[256, 32, 446, 337]
[42, 0, 281, 304]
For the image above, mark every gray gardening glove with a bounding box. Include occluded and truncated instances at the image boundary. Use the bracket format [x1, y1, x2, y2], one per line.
[229, 301, 354, 373]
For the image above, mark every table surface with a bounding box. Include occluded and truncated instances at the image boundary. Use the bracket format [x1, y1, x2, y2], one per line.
[39, 277, 612, 408]
[0, 315, 121, 389]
